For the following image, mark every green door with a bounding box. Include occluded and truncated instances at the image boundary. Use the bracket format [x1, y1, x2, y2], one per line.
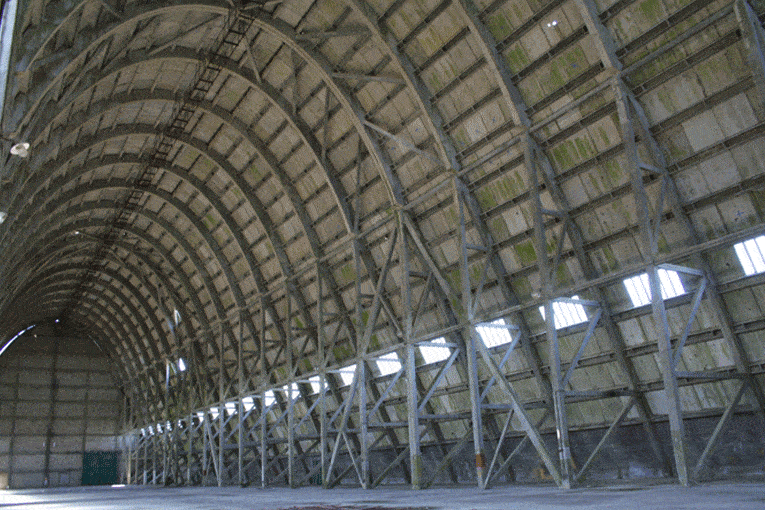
[82, 451, 119, 486]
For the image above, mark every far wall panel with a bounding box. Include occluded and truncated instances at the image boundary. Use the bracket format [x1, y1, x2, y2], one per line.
[0, 331, 122, 489]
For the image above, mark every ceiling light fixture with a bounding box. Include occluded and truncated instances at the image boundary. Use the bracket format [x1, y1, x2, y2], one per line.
[10, 142, 29, 157]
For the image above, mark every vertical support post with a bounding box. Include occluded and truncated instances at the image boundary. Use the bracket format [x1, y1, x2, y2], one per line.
[218, 325, 224, 487]
[456, 179, 487, 488]
[547, 304, 572, 489]
[287, 291, 295, 488]
[649, 265, 690, 485]
[126, 392, 133, 485]
[466, 332, 486, 488]
[126, 435, 132, 485]
[317, 266, 328, 487]
[615, 83, 689, 486]
[359, 360, 369, 488]
[400, 211, 422, 489]
[163, 358, 169, 486]
[152, 426, 158, 484]
[187, 412, 193, 485]
[525, 134, 572, 488]
[406, 343, 422, 489]
[238, 313, 244, 486]
[351, 142, 369, 489]
[143, 430, 148, 484]
[288, 387, 295, 487]
[260, 300, 267, 489]
[202, 415, 208, 486]
[261, 390, 267, 488]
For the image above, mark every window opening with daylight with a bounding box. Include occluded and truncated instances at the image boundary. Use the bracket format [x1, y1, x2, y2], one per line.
[0, 324, 35, 357]
[225, 402, 237, 415]
[264, 389, 276, 408]
[0, 0, 19, 115]
[476, 318, 514, 348]
[209, 407, 219, 420]
[242, 396, 255, 412]
[281, 382, 299, 401]
[376, 352, 402, 376]
[419, 337, 451, 364]
[539, 296, 588, 329]
[623, 269, 685, 307]
[734, 236, 765, 275]
[307, 375, 322, 394]
[338, 364, 357, 386]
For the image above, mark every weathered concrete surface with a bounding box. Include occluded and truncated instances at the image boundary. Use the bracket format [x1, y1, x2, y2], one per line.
[1, 481, 764, 510]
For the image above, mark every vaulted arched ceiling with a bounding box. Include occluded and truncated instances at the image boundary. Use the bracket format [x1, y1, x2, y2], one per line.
[1, 0, 764, 468]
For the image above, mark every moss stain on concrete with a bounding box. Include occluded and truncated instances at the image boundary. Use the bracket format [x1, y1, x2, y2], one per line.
[487, 13, 514, 40]
[504, 44, 530, 73]
[515, 240, 537, 265]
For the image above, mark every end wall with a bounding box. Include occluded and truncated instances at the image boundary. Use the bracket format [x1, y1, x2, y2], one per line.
[0, 331, 122, 488]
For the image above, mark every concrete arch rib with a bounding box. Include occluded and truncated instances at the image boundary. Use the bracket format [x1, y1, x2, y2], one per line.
[8, 26, 399, 357]
[15, 73, 355, 351]
[241, 9, 403, 205]
[18, 275, 165, 412]
[345, 0, 460, 170]
[7, 219, 213, 358]
[23, 244, 176, 352]
[7, 95, 322, 365]
[17, 0, 122, 74]
[38, 290, 164, 424]
[3, 149, 260, 362]
[9, 48, 348, 251]
[7, 270, 158, 368]
[18, 261, 169, 367]
[6, 100, 292, 361]
[4, 241, 173, 360]
[18, 238, 194, 358]
[8, 1, 230, 139]
[6, 3, 395, 225]
[8, 46, 360, 341]
[25, 240, 209, 405]
[5, 196, 235, 390]
[16, 215, 223, 399]
[1, 274, 137, 380]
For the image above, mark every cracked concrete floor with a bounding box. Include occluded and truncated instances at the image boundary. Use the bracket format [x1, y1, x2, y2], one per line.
[0, 481, 763, 509]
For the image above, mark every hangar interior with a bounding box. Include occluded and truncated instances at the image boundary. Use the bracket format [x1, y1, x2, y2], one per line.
[0, 0, 764, 495]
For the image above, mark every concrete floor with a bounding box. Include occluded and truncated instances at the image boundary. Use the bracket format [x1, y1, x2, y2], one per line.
[1, 482, 764, 510]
